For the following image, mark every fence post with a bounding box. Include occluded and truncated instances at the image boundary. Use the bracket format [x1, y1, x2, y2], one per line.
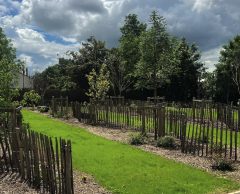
[141, 107, 146, 135]
[66, 96, 69, 119]
[154, 107, 158, 140]
[60, 96, 63, 117]
[126, 107, 130, 128]
[192, 97, 196, 120]
[106, 104, 109, 126]
[51, 96, 54, 116]
[180, 113, 187, 153]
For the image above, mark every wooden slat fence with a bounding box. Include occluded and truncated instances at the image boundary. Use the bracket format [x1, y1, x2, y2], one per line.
[51, 96, 69, 118]
[0, 107, 74, 194]
[72, 102, 240, 161]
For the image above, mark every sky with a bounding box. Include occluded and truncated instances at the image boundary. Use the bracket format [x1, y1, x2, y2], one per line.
[0, 0, 240, 74]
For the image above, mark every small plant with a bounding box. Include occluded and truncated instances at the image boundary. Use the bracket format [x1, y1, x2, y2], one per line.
[211, 158, 234, 171]
[38, 106, 49, 113]
[157, 136, 176, 149]
[129, 133, 145, 145]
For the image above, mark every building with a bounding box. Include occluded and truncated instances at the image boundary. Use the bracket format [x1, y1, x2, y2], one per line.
[15, 68, 33, 89]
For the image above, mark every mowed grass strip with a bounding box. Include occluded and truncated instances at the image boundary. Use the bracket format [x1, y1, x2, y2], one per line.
[23, 110, 240, 194]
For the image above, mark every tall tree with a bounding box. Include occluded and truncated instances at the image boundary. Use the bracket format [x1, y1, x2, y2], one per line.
[215, 62, 237, 103]
[135, 11, 176, 98]
[219, 35, 240, 95]
[166, 38, 204, 101]
[0, 28, 20, 105]
[67, 36, 108, 94]
[118, 14, 146, 92]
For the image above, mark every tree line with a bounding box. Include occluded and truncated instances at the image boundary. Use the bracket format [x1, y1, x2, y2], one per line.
[34, 11, 206, 103]
[1, 11, 240, 105]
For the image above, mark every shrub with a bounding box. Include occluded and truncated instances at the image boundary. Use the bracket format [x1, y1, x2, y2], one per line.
[211, 158, 234, 171]
[157, 136, 176, 149]
[129, 133, 145, 145]
[21, 90, 41, 108]
[38, 106, 49, 113]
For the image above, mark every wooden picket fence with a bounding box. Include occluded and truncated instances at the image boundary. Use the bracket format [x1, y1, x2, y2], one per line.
[0, 107, 74, 194]
[72, 102, 185, 139]
[71, 102, 240, 161]
[51, 96, 69, 118]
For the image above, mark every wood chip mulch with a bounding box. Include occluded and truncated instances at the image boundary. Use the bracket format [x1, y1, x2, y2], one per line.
[0, 171, 110, 194]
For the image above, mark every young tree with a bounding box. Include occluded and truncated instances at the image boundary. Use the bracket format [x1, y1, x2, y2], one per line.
[219, 35, 240, 95]
[0, 28, 21, 105]
[86, 64, 110, 102]
[135, 11, 176, 98]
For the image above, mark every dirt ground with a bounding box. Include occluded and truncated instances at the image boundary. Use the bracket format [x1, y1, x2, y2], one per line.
[0, 171, 110, 194]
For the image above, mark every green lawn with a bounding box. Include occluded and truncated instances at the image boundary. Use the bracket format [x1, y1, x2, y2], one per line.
[23, 110, 240, 194]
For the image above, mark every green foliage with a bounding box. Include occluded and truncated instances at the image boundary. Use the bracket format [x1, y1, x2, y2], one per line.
[166, 38, 204, 101]
[135, 11, 177, 97]
[22, 90, 41, 107]
[120, 15, 146, 78]
[214, 35, 240, 102]
[219, 35, 240, 95]
[157, 136, 176, 148]
[129, 133, 145, 145]
[200, 72, 216, 100]
[0, 28, 21, 105]
[86, 64, 110, 102]
[212, 158, 234, 171]
[107, 48, 132, 95]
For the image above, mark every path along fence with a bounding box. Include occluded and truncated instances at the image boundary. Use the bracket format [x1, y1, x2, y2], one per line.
[0, 107, 74, 194]
[71, 101, 240, 161]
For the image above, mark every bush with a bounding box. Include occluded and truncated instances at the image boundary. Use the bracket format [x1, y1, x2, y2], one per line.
[157, 136, 176, 149]
[21, 90, 41, 107]
[38, 106, 49, 113]
[211, 159, 234, 171]
[129, 133, 145, 145]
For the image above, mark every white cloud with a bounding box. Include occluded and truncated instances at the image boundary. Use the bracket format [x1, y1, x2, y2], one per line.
[1, 0, 240, 73]
[192, 0, 214, 13]
[201, 47, 222, 72]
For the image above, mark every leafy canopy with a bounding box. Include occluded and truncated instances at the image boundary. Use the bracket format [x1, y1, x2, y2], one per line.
[0, 28, 21, 106]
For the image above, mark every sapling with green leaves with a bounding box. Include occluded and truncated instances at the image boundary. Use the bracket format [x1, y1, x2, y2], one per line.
[86, 63, 110, 103]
